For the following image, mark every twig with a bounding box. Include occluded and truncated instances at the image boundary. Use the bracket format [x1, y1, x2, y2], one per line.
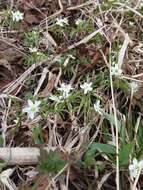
[109, 47, 120, 190]
[118, 33, 131, 69]
[0, 147, 50, 165]
[68, 27, 104, 50]
[67, 0, 95, 10]
[34, 67, 49, 96]
[132, 168, 141, 190]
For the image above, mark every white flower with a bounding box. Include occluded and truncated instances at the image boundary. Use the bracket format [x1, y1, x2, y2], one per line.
[63, 54, 75, 67]
[68, 54, 75, 59]
[56, 18, 68, 27]
[29, 47, 38, 53]
[11, 10, 24, 22]
[111, 64, 122, 76]
[0, 168, 16, 190]
[80, 82, 93, 94]
[129, 21, 134, 26]
[49, 95, 63, 103]
[130, 81, 139, 92]
[75, 18, 84, 25]
[14, 118, 18, 124]
[129, 158, 143, 180]
[94, 100, 103, 115]
[22, 100, 41, 120]
[57, 83, 73, 99]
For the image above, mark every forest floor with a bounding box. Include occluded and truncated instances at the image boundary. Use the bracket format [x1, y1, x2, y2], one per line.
[0, 0, 143, 189]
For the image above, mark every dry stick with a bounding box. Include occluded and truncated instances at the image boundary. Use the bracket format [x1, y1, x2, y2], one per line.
[34, 67, 49, 96]
[68, 27, 104, 50]
[132, 168, 141, 190]
[97, 171, 113, 190]
[118, 33, 131, 69]
[109, 47, 120, 190]
[121, 76, 143, 83]
[128, 87, 133, 120]
[98, 42, 120, 190]
[67, 0, 95, 10]
[0, 147, 50, 165]
[132, 73, 143, 78]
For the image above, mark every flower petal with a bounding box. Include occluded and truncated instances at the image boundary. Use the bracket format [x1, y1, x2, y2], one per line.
[129, 164, 135, 170]
[28, 112, 35, 120]
[35, 101, 41, 107]
[28, 100, 33, 107]
[133, 158, 138, 165]
[22, 107, 30, 113]
[139, 160, 143, 168]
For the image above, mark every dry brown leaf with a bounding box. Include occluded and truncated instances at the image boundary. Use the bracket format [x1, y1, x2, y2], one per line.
[0, 39, 16, 51]
[0, 47, 23, 62]
[0, 59, 12, 73]
[20, 0, 45, 9]
[24, 10, 43, 25]
[0, 59, 14, 91]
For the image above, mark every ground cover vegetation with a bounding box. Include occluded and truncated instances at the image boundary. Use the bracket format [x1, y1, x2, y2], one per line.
[0, 0, 143, 189]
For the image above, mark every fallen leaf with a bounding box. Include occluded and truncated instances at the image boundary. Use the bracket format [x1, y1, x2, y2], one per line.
[0, 59, 12, 73]
[24, 9, 44, 25]
[0, 47, 23, 62]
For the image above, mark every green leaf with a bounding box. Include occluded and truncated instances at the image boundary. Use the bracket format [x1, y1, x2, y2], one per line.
[84, 143, 116, 167]
[38, 150, 67, 174]
[90, 143, 116, 154]
[119, 143, 133, 166]
[0, 135, 4, 147]
[113, 79, 129, 93]
[84, 150, 96, 167]
[104, 113, 121, 132]
[32, 126, 44, 145]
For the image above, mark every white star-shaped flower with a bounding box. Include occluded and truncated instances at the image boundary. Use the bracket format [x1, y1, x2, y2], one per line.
[94, 100, 103, 115]
[49, 95, 63, 103]
[29, 47, 38, 53]
[56, 18, 68, 27]
[129, 158, 143, 180]
[75, 18, 84, 25]
[130, 81, 139, 93]
[14, 118, 19, 124]
[57, 83, 73, 99]
[11, 10, 24, 22]
[63, 54, 75, 67]
[22, 100, 41, 120]
[111, 64, 122, 77]
[67, 54, 75, 60]
[80, 82, 93, 94]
